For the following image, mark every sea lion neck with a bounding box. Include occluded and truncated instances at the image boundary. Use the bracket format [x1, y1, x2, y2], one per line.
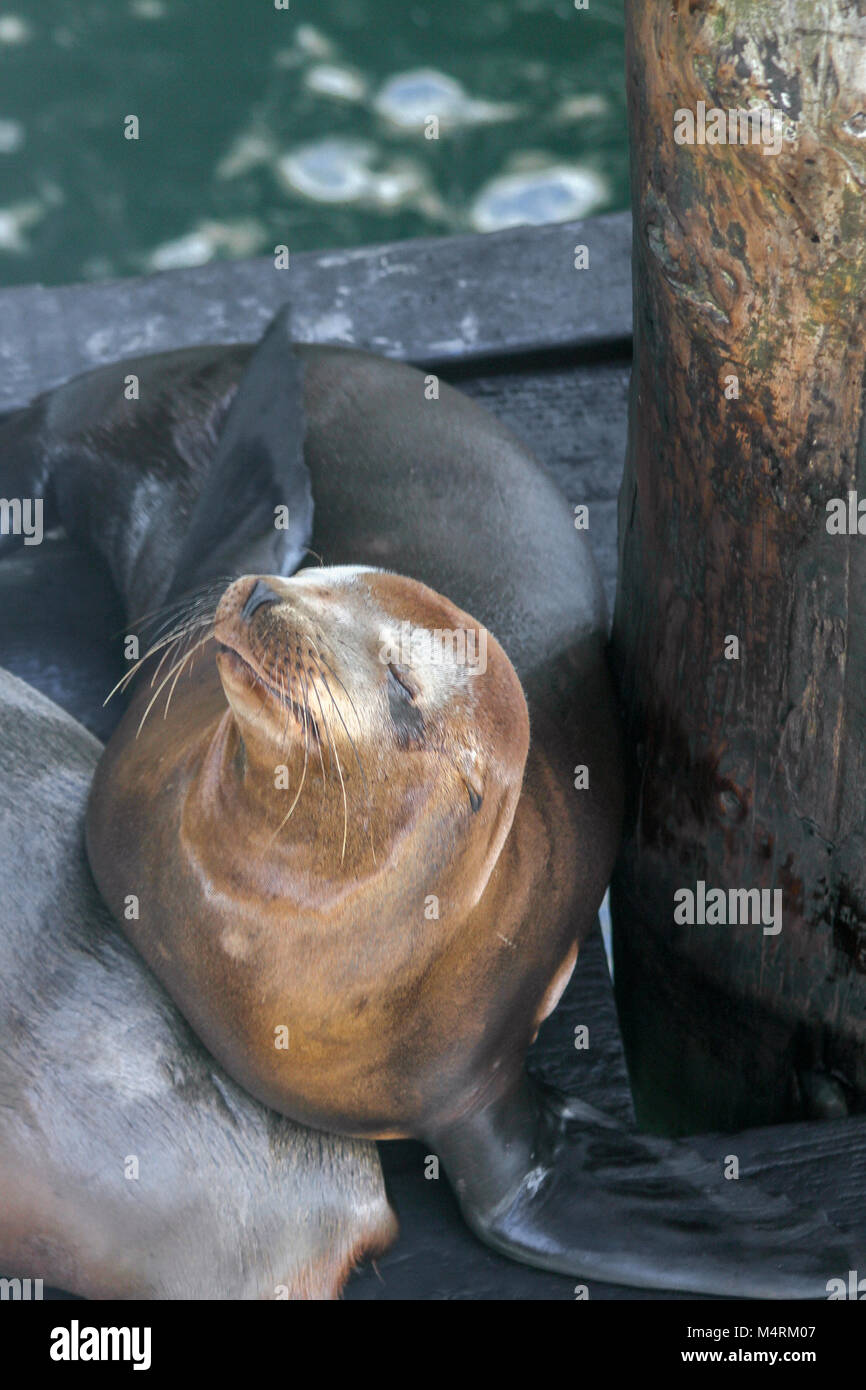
[205, 696, 288, 794]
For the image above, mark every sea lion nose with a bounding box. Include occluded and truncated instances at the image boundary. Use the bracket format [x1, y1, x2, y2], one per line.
[241, 579, 281, 623]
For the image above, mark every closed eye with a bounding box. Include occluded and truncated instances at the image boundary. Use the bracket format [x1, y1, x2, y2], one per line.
[387, 663, 425, 748]
[387, 663, 418, 701]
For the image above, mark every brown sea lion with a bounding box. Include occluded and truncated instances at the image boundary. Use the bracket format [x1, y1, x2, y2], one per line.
[86, 564, 571, 1139]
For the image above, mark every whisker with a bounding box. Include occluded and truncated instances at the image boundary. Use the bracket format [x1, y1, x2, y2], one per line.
[301, 664, 328, 798]
[310, 656, 370, 800]
[315, 650, 364, 731]
[148, 615, 213, 687]
[135, 633, 212, 737]
[163, 634, 212, 719]
[276, 655, 294, 751]
[148, 633, 183, 689]
[311, 655, 376, 866]
[309, 671, 348, 863]
[298, 660, 314, 797]
[132, 577, 232, 638]
[267, 674, 311, 846]
[105, 609, 218, 705]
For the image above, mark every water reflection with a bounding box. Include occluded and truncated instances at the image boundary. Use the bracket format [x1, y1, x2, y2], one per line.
[0, 0, 626, 286]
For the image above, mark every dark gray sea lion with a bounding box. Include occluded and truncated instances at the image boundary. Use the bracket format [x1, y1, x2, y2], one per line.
[1, 311, 863, 1297]
[0, 665, 395, 1299]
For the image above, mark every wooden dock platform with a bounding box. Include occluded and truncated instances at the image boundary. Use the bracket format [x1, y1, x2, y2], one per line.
[2, 211, 861, 1300]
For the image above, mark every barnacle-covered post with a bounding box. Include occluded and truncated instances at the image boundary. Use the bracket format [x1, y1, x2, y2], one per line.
[611, 0, 866, 1134]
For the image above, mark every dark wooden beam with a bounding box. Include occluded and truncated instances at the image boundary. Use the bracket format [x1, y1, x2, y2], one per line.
[0, 212, 631, 415]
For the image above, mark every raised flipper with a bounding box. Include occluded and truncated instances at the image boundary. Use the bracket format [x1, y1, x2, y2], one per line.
[0, 305, 312, 623]
[430, 1075, 864, 1298]
[165, 305, 311, 606]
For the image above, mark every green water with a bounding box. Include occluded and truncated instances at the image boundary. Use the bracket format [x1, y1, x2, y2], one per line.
[0, 0, 627, 289]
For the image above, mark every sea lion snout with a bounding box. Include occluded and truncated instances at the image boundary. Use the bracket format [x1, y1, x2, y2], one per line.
[211, 568, 386, 747]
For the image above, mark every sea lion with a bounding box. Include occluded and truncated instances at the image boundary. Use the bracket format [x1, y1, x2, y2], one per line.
[0, 664, 395, 1300]
[87, 564, 551, 1140]
[3, 313, 863, 1296]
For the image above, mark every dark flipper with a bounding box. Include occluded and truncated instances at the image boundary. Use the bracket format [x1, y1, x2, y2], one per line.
[430, 1075, 864, 1298]
[0, 306, 312, 624]
[164, 306, 311, 606]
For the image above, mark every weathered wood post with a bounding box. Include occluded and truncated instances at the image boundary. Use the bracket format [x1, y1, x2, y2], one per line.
[611, 0, 866, 1134]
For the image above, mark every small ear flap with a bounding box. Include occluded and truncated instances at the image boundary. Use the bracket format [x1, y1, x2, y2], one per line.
[455, 747, 484, 814]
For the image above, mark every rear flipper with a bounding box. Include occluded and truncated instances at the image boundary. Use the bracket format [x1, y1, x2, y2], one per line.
[431, 1076, 863, 1298]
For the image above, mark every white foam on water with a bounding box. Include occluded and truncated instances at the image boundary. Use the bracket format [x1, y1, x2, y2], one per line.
[129, 0, 166, 18]
[0, 15, 31, 45]
[470, 162, 608, 231]
[145, 219, 264, 271]
[374, 68, 518, 132]
[216, 131, 274, 181]
[0, 119, 24, 154]
[304, 64, 367, 103]
[553, 93, 609, 122]
[277, 138, 374, 204]
[276, 137, 437, 216]
[294, 24, 336, 61]
[0, 200, 46, 252]
[147, 231, 214, 272]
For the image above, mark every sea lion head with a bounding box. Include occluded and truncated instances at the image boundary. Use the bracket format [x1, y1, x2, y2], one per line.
[210, 565, 529, 893]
